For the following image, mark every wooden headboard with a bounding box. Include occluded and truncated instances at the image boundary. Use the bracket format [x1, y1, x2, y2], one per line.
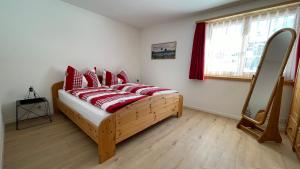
[51, 81, 64, 114]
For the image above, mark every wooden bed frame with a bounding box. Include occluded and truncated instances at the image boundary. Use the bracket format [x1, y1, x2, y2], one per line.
[52, 81, 183, 163]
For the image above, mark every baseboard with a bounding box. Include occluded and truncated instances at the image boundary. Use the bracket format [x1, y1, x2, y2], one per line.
[184, 105, 241, 120]
[4, 117, 14, 124]
[184, 105, 287, 131]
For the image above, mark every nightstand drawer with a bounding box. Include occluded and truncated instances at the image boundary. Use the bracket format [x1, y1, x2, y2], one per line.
[287, 117, 298, 144]
[290, 100, 300, 122]
[294, 130, 300, 158]
[290, 111, 299, 123]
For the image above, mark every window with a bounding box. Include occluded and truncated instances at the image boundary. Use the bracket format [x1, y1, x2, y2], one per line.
[205, 7, 300, 80]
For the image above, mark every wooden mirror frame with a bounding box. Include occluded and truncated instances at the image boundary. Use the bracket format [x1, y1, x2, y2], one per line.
[242, 28, 296, 124]
[237, 28, 296, 143]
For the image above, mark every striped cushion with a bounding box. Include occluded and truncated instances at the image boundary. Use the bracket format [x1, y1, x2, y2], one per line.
[117, 70, 129, 84]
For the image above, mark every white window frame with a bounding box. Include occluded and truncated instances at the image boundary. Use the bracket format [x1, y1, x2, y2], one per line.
[204, 6, 300, 81]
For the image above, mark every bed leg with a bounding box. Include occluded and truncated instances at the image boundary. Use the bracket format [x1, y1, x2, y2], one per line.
[177, 95, 183, 118]
[98, 114, 116, 163]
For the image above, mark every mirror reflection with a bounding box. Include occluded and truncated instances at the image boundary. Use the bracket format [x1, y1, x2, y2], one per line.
[244, 30, 294, 123]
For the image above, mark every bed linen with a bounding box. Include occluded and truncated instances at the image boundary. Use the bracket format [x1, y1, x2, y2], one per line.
[68, 87, 147, 113]
[58, 89, 109, 126]
[109, 83, 178, 96]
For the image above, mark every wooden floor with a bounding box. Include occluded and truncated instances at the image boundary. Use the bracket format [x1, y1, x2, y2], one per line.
[4, 108, 300, 169]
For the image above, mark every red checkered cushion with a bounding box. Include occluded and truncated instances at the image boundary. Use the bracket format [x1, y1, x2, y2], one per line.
[117, 70, 129, 84]
[84, 68, 101, 87]
[64, 66, 87, 91]
[102, 70, 122, 86]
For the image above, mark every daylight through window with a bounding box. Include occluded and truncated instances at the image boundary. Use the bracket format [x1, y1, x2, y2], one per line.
[205, 6, 300, 80]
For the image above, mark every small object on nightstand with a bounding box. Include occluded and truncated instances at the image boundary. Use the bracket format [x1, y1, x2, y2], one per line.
[136, 79, 140, 83]
[16, 87, 52, 130]
[25, 86, 39, 99]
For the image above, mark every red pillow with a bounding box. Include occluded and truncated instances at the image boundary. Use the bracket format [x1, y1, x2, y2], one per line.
[103, 70, 122, 86]
[64, 66, 87, 91]
[84, 68, 101, 87]
[117, 71, 129, 84]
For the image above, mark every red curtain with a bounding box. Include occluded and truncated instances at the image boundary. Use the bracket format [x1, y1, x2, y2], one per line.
[189, 22, 206, 80]
[295, 35, 300, 79]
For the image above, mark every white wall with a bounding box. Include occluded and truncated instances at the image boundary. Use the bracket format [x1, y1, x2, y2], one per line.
[0, 0, 141, 123]
[140, 0, 293, 125]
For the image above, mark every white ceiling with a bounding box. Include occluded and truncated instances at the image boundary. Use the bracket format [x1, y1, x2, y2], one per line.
[62, 0, 241, 28]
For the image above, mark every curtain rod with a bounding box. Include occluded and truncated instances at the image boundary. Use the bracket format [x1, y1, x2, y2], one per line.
[196, 0, 300, 23]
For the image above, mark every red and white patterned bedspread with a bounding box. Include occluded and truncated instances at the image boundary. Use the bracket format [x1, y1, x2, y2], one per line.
[110, 83, 178, 96]
[68, 87, 147, 113]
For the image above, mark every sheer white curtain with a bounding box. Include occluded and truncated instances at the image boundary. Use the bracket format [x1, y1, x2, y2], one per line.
[205, 6, 300, 80]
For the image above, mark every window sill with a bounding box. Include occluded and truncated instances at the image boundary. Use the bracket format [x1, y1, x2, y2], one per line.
[204, 75, 294, 86]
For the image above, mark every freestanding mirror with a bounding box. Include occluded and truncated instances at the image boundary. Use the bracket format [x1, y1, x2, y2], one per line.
[237, 28, 296, 143]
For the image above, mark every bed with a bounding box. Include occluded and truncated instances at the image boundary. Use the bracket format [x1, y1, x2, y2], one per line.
[52, 81, 183, 163]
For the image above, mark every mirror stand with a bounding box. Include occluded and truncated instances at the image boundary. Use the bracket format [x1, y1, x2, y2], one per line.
[237, 76, 284, 143]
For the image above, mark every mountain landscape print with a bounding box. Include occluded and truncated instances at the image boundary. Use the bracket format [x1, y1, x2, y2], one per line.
[151, 41, 176, 59]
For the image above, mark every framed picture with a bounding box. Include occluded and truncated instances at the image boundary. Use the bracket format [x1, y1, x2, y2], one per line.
[151, 41, 176, 59]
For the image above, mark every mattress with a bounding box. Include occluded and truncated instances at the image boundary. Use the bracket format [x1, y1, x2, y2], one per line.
[58, 89, 110, 126]
[152, 90, 178, 95]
